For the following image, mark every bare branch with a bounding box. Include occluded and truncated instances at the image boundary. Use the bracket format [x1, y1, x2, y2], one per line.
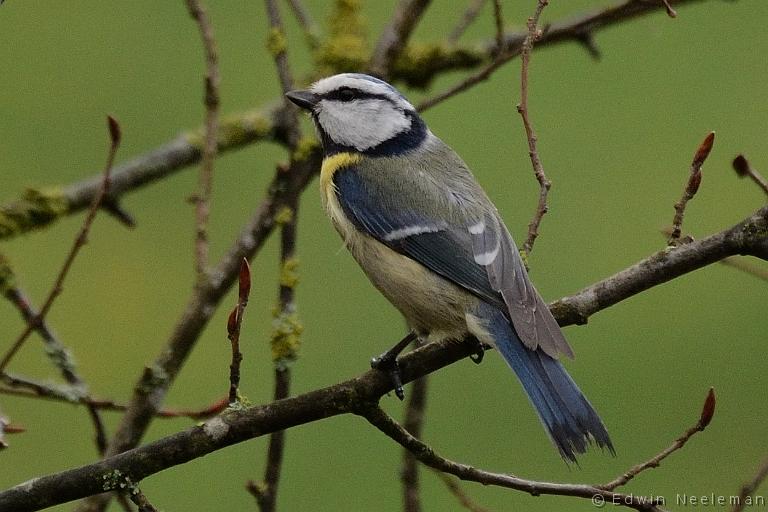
[732, 455, 768, 512]
[549, 206, 768, 327]
[0, 105, 292, 242]
[128, 487, 158, 512]
[415, 0, 711, 106]
[0, 0, 721, 243]
[661, 0, 678, 18]
[185, 0, 221, 280]
[0, 382, 228, 420]
[73, 149, 320, 512]
[3, 204, 765, 511]
[517, 0, 550, 257]
[416, 0, 505, 112]
[250, 166, 301, 512]
[598, 388, 715, 490]
[2, 287, 108, 453]
[284, 0, 319, 49]
[447, 0, 487, 45]
[668, 132, 714, 245]
[266, 0, 301, 151]
[402, 360, 428, 512]
[227, 259, 251, 404]
[359, 405, 666, 512]
[0, 116, 121, 374]
[433, 471, 490, 512]
[369, 0, 433, 79]
[733, 154, 768, 198]
[720, 257, 768, 282]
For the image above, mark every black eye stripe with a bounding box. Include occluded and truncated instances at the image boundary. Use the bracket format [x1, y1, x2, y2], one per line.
[322, 88, 397, 105]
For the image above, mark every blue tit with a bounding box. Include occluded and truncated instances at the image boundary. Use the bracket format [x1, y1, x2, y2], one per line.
[286, 73, 612, 461]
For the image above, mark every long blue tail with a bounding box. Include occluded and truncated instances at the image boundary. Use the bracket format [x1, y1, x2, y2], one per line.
[479, 304, 614, 462]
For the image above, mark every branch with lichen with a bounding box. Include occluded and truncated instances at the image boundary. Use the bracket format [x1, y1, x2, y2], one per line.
[0, 106, 290, 242]
[0, 0, 717, 244]
[3, 202, 766, 511]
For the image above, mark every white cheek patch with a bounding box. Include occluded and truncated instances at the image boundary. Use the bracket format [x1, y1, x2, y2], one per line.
[318, 100, 411, 151]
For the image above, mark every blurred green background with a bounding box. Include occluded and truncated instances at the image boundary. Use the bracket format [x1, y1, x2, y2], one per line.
[1, 1, 767, 510]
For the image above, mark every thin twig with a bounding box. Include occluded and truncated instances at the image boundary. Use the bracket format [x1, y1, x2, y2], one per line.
[2, 287, 109, 454]
[250, 180, 300, 512]
[402, 370, 428, 512]
[0, 1, 722, 243]
[720, 257, 768, 282]
[0, 382, 228, 420]
[518, 0, 550, 257]
[0, 411, 26, 449]
[661, 0, 678, 18]
[432, 471, 490, 512]
[369, 0, 433, 79]
[668, 132, 715, 245]
[74, 151, 320, 512]
[359, 404, 667, 512]
[0, 116, 121, 374]
[448, 0, 487, 44]
[2, 228, 766, 512]
[417, 0, 507, 113]
[733, 154, 768, 198]
[732, 455, 768, 512]
[598, 388, 716, 490]
[265, 0, 300, 150]
[284, 0, 319, 49]
[185, 0, 221, 281]
[227, 259, 251, 404]
[128, 487, 158, 512]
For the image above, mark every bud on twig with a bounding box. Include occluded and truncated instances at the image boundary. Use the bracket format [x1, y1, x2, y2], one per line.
[691, 131, 715, 172]
[107, 115, 122, 145]
[698, 387, 716, 429]
[227, 307, 238, 340]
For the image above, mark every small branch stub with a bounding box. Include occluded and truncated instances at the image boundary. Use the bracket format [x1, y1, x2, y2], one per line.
[732, 154, 768, 198]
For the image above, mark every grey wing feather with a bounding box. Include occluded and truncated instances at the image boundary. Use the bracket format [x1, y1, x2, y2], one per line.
[469, 211, 573, 359]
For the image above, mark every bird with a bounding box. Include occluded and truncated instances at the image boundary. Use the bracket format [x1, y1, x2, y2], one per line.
[286, 73, 613, 462]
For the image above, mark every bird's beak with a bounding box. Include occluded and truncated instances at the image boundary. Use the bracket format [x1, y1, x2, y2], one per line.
[285, 89, 319, 111]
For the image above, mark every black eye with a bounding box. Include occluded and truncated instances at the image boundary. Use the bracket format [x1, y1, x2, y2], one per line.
[338, 87, 356, 102]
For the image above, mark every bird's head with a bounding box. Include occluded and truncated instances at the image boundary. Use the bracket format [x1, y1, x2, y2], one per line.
[286, 73, 427, 156]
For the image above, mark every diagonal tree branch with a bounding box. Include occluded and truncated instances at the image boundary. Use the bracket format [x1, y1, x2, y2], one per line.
[185, 0, 222, 280]
[0, 0, 720, 244]
[3, 204, 766, 512]
[359, 404, 666, 512]
[0, 106, 294, 242]
[369, 0, 433, 79]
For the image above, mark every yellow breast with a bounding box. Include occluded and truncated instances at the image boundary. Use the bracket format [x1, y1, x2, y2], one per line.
[319, 152, 363, 244]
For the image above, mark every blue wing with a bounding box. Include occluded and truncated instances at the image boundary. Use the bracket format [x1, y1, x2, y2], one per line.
[333, 159, 573, 359]
[334, 167, 507, 311]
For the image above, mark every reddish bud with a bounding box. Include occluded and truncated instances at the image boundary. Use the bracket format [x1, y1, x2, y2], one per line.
[732, 154, 750, 177]
[107, 115, 121, 145]
[238, 258, 251, 302]
[692, 132, 715, 171]
[698, 387, 716, 429]
[688, 171, 702, 196]
[227, 307, 238, 338]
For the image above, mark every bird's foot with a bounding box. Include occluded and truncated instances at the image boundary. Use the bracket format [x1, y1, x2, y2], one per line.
[371, 353, 405, 400]
[468, 338, 491, 365]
